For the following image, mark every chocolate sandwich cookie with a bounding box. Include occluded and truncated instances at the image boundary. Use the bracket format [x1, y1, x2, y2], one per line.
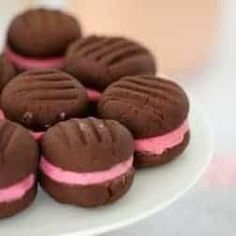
[0, 69, 89, 134]
[6, 8, 81, 71]
[98, 76, 190, 168]
[65, 35, 156, 102]
[39, 117, 134, 207]
[0, 55, 16, 92]
[0, 120, 39, 218]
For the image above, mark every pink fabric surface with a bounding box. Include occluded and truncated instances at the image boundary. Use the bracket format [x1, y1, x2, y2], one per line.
[86, 88, 102, 102]
[135, 120, 189, 155]
[202, 157, 236, 187]
[0, 174, 34, 203]
[40, 156, 133, 185]
[5, 46, 65, 70]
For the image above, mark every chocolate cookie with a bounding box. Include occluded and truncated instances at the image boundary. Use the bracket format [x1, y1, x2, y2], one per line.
[98, 76, 190, 168]
[65, 35, 156, 100]
[0, 120, 39, 218]
[39, 117, 135, 207]
[0, 55, 16, 92]
[6, 8, 81, 70]
[0, 69, 89, 131]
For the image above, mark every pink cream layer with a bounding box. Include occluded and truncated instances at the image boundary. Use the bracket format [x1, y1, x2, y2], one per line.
[0, 109, 44, 141]
[135, 120, 189, 155]
[86, 88, 102, 102]
[40, 156, 133, 185]
[31, 131, 44, 141]
[0, 174, 35, 203]
[5, 46, 65, 70]
[0, 109, 5, 121]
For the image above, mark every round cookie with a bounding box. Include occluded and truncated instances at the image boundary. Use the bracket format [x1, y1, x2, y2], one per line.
[0, 120, 39, 218]
[65, 35, 156, 102]
[0, 55, 16, 92]
[39, 117, 134, 207]
[98, 76, 190, 168]
[0, 69, 89, 132]
[5, 8, 81, 70]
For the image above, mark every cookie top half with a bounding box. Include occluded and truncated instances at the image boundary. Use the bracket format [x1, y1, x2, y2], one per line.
[7, 8, 81, 57]
[1, 69, 89, 131]
[98, 76, 189, 138]
[41, 117, 134, 172]
[65, 35, 156, 90]
[0, 120, 39, 188]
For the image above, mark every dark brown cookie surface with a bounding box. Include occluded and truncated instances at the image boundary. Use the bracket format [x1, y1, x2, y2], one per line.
[0, 55, 16, 92]
[7, 8, 81, 57]
[98, 76, 189, 138]
[0, 69, 89, 131]
[0, 120, 39, 188]
[41, 117, 134, 172]
[65, 35, 156, 90]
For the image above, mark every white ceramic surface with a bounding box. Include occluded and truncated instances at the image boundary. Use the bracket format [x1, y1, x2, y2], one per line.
[0, 98, 213, 236]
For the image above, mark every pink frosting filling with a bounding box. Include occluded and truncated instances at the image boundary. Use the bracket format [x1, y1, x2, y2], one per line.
[31, 131, 44, 141]
[0, 174, 35, 203]
[135, 120, 189, 155]
[0, 109, 5, 121]
[5, 46, 65, 70]
[40, 156, 133, 185]
[86, 88, 102, 102]
[0, 109, 44, 141]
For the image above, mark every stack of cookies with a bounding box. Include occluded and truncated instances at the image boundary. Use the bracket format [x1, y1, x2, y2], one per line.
[0, 8, 190, 218]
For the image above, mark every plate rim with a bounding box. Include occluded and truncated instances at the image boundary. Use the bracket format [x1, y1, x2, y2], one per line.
[63, 97, 214, 236]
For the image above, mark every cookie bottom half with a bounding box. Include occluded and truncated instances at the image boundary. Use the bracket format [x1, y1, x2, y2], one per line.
[0, 184, 37, 219]
[134, 132, 190, 168]
[40, 167, 135, 207]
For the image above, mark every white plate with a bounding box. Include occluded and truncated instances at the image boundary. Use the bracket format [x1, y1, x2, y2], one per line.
[0, 99, 213, 236]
